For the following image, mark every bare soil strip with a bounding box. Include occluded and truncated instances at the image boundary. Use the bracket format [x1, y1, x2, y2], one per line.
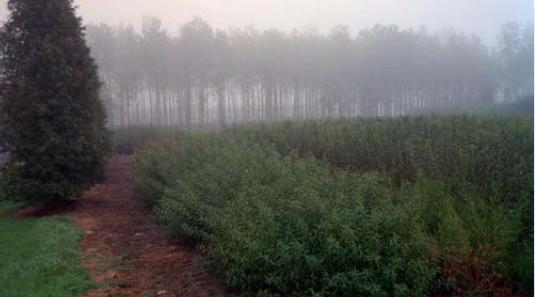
[72, 155, 234, 297]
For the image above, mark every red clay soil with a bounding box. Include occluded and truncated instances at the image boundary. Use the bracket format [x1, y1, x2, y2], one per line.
[72, 155, 235, 297]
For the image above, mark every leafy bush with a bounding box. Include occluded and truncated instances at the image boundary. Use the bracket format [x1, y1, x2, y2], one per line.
[230, 116, 533, 199]
[134, 116, 533, 296]
[135, 136, 437, 296]
[229, 115, 533, 293]
[402, 177, 530, 295]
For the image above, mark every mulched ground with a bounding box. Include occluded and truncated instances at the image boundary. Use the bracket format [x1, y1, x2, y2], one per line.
[71, 155, 235, 297]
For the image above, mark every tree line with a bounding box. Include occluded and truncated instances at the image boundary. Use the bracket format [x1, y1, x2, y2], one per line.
[86, 18, 533, 127]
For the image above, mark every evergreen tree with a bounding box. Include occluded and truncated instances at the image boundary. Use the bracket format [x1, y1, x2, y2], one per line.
[0, 0, 111, 203]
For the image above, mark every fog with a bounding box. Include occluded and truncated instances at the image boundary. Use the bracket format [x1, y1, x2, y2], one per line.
[85, 19, 532, 127]
[78, 0, 530, 43]
[1, 1, 533, 127]
[0, 0, 533, 45]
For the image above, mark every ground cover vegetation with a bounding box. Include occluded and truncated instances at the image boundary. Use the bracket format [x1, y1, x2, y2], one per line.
[133, 115, 533, 296]
[0, 201, 92, 297]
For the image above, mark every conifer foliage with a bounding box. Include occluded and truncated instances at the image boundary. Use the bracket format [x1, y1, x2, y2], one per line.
[0, 0, 111, 203]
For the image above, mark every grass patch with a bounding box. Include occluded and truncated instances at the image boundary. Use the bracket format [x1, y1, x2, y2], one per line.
[0, 201, 92, 297]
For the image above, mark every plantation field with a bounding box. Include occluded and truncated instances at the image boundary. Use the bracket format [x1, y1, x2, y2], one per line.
[0, 202, 92, 297]
[132, 115, 533, 297]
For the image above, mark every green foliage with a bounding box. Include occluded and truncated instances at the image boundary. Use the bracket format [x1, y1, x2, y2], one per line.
[400, 177, 531, 294]
[0, 0, 111, 203]
[135, 137, 436, 297]
[231, 115, 534, 293]
[0, 202, 92, 297]
[134, 115, 533, 296]
[231, 116, 533, 203]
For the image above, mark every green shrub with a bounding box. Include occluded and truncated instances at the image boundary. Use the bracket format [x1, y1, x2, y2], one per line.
[229, 116, 534, 292]
[400, 176, 530, 294]
[230, 116, 533, 201]
[134, 115, 533, 295]
[135, 137, 437, 296]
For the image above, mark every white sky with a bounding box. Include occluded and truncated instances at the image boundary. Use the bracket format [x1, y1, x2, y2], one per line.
[0, 0, 533, 44]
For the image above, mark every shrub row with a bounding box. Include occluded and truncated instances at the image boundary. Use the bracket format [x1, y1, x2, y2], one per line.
[134, 116, 533, 296]
[228, 116, 533, 202]
[135, 136, 437, 296]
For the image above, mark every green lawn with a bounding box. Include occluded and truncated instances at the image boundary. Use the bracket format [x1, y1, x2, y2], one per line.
[0, 201, 92, 297]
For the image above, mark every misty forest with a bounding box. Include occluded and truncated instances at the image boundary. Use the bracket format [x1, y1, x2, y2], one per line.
[86, 18, 533, 127]
[0, 1, 533, 297]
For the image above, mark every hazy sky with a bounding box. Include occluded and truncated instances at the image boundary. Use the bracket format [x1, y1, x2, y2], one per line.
[0, 0, 533, 44]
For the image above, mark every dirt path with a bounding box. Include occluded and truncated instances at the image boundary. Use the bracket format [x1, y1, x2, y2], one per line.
[72, 155, 235, 297]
